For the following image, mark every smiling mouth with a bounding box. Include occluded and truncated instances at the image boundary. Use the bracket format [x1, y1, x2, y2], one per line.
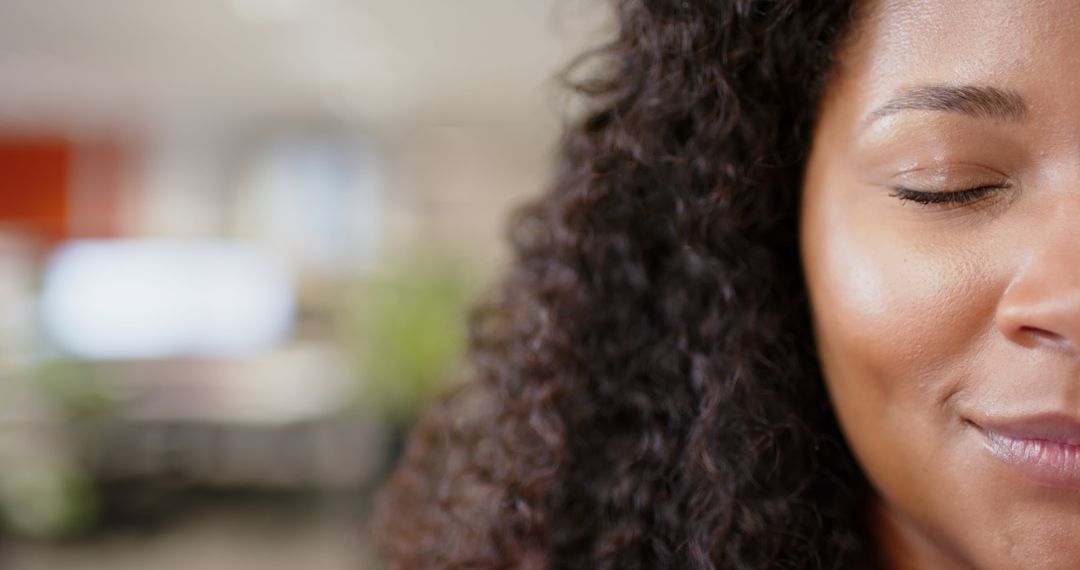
[969, 416, 1080, 490]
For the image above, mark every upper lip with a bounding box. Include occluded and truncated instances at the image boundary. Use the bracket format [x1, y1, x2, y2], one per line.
[970, 414, 1080, 446]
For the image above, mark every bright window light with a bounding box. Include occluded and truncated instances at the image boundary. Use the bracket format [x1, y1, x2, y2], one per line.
[40, 240, 296, 359]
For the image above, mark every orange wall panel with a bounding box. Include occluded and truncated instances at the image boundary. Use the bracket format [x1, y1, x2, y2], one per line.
[0, 139, 71, 244]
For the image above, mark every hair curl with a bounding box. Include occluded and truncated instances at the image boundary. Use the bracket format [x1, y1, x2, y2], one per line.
[374, 1, 875, 568]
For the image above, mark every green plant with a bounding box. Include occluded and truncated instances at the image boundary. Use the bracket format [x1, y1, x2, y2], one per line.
[337, 256, 478, 423]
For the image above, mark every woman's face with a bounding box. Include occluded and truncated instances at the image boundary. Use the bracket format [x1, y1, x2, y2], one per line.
[801, 1, 1080, 568]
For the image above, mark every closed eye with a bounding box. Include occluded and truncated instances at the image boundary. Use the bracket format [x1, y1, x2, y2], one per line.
[887, 184, 1011, 206]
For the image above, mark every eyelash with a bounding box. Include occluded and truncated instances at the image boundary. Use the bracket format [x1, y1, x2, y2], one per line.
[887, 184, 1011, 206]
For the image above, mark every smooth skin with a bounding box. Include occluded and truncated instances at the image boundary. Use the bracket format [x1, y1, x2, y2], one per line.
[802, 1, 1080, 568]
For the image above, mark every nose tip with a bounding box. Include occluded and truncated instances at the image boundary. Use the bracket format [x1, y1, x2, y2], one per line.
[992, 191, 1080, 355]
[996, 268, 1080, 354]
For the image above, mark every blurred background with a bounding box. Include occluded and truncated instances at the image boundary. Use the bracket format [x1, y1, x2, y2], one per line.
[0, 1, 608, 568]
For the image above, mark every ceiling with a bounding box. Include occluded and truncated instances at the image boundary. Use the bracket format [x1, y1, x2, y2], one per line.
[0, 0, 610, 133]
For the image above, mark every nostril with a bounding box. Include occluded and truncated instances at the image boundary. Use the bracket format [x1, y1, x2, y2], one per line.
[1016, 325, 1070, 349]
[993, 267, 1080, 354]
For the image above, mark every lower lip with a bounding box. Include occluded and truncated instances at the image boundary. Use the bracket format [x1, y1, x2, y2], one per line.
[977, 427, 1080, 489]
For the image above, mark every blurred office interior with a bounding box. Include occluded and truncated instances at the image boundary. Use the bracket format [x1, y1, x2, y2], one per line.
[0, 1, 607, 568]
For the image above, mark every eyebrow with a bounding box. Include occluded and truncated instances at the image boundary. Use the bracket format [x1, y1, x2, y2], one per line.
[861, 84, 1028, 131]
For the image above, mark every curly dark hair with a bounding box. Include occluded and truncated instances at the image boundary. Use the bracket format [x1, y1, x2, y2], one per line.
[374, 1, 876, 568]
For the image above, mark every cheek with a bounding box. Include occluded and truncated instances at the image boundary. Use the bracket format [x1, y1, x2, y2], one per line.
[805, 213, 998, 405]
[803, 190, 1002, 477]
[800, 190, 1008, 546]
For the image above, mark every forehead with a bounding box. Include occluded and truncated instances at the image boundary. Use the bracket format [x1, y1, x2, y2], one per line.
[832, 0, 1080, 125]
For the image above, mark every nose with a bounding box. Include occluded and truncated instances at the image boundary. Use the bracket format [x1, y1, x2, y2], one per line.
[995, 213, 1080, 354]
